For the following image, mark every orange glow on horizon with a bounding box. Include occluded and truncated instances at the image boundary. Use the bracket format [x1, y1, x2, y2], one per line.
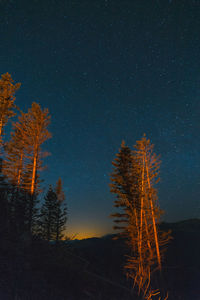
[66, 227, 109, 240]
[74, 233, 102, 240]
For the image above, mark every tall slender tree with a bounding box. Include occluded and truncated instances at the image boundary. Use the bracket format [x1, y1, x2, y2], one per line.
[22, 103, 51, 232]
[56, 177, 65, 203]
[137, 137, 162, 267]
[16, 102, 51, 195]
[55, 178, 67, 241]
[3, 102, 51, 233]
[3, 126, 25, 187]
[0, 72, 20, 143]
[110, 136, 171, 299]
[3, 125, 31, 236]
[110, 141, 138, 236]
[39, 185, 58, 241]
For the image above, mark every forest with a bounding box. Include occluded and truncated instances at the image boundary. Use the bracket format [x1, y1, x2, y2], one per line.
[0, 72, 199, 300]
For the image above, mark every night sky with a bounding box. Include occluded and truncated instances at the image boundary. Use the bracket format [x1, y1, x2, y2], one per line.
[1, 0, 200, 239]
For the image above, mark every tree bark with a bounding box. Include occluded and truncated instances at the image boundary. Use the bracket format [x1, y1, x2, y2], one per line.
[144, 154, 161, 270]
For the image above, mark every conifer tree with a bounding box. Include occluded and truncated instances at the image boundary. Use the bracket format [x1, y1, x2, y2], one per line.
[110, 141, 139, 237]
[39, 185, 58, 241]
[39, 181, 67, 242]
[3, 126, 25, 187]
[3, 102, 51, 233]
[56, 177, 65, 203]
[110, 136, 171, 299]
[16, 102, 51, 195]
[54, 178, 67, 241]
[134, 136, 162, 269]
[0, 72, 20, 143]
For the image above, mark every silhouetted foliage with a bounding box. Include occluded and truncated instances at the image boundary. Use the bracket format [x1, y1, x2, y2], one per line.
[38, 183, 67, 242]
[55, 178, 67, 241]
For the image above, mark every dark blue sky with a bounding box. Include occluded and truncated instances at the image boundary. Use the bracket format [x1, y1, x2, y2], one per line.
[1, 0, 200, 238]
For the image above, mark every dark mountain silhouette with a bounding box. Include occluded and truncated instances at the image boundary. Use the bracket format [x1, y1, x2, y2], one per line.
[0, 219, 199, 299]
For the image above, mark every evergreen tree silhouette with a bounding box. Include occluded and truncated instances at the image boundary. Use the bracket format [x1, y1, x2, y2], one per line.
[39, 182, 67, 242]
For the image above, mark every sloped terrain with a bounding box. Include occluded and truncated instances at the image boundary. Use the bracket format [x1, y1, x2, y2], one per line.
[0, 219, 199, 299]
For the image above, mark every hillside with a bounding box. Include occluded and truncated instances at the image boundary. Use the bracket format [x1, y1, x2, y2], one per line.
[0, 219, 199, 299]
[68, 219, 200, 299]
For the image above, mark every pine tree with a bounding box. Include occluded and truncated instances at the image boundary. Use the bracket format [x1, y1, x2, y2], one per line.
[0, 72, 20, 143]
[54, 178, 67, 242]
[3, 126, 25, 187]
[0, 73, 21, 238]
[110, 141, 139, 237]
[39, 180, 67, 242]
[3, 103, 51, 233]
[39, 185, 58, 241]
[16, 102, 51, 195]
[110, 136, 171, 299]
[56, 177, 65, 203]
[134, 136, 162, 269]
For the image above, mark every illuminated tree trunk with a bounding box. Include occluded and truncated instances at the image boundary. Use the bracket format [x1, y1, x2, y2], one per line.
[31, 150, 38, 195]
[0, 119, 2, 139]
[17, 152, 23, 187]
[145, 153, 161, 270]
[139, 159, 145, 267]
[28, 150, 38, 232]
[144, 210, 153, 259]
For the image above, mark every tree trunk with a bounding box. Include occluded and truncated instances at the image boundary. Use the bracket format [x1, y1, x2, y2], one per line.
[17, 152, 23, 187]
[139, 158, 145, 267]
[31, 151, 37, 195]
[0, 119, 3, 139]
[29, 148, 38, 233]
[144, 154, 161, 270]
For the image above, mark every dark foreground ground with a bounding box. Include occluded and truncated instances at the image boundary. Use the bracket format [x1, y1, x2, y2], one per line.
[0, 219, 199, 300]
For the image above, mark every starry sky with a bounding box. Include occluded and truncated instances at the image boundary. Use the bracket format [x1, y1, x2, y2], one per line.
[1, 0, 200, 239]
